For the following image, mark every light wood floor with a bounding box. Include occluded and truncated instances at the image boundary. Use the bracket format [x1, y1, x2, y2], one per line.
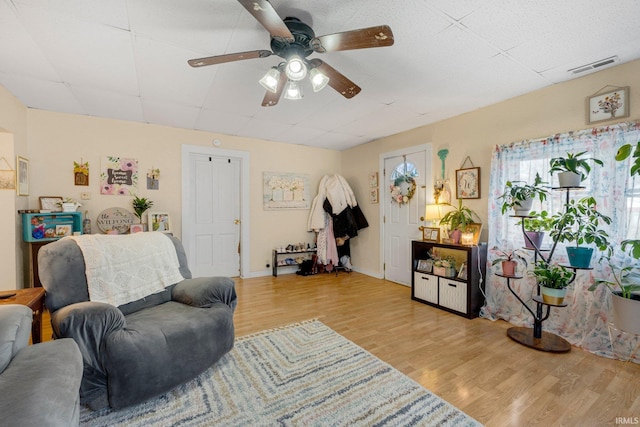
[43, 272, 639, 426]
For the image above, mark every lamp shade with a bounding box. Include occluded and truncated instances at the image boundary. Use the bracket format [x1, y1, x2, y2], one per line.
[424, 204, 443, 221]
[259, 67, 281, 93]
[285, 56, 308, 81]
[284, 80, 303, 100]
[309, 68, 330, 92]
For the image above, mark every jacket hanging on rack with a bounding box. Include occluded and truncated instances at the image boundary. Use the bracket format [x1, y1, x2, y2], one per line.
[308, 174, 367, 266]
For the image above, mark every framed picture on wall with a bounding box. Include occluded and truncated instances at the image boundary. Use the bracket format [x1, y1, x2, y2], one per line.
[456, 167, 480, 199]
[587, 86, 629, 124]
[369, 188, 379, 204]
[17, 156, 29, 196]
[369, 171, 378, 188]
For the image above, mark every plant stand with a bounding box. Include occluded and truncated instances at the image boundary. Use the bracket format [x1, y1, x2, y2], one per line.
[498, 273, 571, 353]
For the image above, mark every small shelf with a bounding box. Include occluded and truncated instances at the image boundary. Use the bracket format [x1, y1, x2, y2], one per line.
[495, 273, 523, 280]
[272, 248, 316, 277]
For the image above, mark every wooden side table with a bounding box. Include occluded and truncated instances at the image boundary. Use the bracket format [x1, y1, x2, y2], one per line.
[0, 288, 46, 344]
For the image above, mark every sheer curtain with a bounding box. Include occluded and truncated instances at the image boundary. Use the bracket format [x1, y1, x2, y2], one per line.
[481, 121, 640, 360]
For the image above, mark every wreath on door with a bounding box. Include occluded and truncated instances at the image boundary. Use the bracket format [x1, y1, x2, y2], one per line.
[390, 174, 416, 205]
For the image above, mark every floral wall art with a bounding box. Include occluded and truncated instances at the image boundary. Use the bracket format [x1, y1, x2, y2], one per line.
[100, 156, 138, 195]
[263, 172, 310, 210]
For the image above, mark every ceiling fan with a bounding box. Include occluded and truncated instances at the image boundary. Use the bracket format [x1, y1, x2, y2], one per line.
[188, 0, 394, 107]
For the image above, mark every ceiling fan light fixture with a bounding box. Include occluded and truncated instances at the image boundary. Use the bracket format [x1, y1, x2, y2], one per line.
[285, 55, 308, 81]
[309, 68, 330, 92]
[259, 67, 281, 93]
[284, 80, 303, 100]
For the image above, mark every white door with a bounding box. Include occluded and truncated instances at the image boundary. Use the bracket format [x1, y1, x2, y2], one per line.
[383, 146, 431, 286]
[184, 153, 241, 277]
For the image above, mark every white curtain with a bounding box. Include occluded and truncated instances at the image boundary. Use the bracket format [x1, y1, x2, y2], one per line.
[481, 120, 640, 361]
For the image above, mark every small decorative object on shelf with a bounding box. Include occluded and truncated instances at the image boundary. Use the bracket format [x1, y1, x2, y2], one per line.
[132, 195, 154, 225]
[438, 200, 481, 244]
[59, 197, 82, 212]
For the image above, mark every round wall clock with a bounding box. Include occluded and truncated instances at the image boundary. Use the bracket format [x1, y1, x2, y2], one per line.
[96, 207, 135, 234]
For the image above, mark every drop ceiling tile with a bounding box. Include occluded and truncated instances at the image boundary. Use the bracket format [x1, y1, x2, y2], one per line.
[273, 124, 327, 146]
[134, 36, 217, 108]
[142, 99, 200, 129]
[72, 86, 144, 123]
[15, 3, 138, 95]
[305, 131, 369, 151]
[237, 117, 293, 141]
[127, 0, 242, 53]
[194, 107, 252, 135]
[428, 0, 493, 21]
[0, 2, 60, 81]
[201, 63, 269, 114]
[12, 0, 129, 29]
[0, 73, 84, 115]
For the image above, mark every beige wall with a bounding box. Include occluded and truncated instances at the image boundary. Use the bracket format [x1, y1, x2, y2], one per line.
[343, 59, 640, 276]
[23, 110, 340, 281]
[0, 85, 29, 290]
[1, 59, 639, 287]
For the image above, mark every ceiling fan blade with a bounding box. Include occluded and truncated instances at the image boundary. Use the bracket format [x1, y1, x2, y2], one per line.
[237, 0, 294, 42]
[188, 50, 272, 67]
[310, 25, 394, 53]
[310, 59, 361, 99]
[261, 71, 288, 107]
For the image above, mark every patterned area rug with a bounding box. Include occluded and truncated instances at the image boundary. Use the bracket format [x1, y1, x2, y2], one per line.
[80, 320, 481, 426]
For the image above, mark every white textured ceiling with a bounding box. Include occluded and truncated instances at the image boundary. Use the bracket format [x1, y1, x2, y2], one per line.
[1, 0, 640, 150]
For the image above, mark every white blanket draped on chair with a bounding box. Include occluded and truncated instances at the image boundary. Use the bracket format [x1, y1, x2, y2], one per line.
[69, 232, 184, 307]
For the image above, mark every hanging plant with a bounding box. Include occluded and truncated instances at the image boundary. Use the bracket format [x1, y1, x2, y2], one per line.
[390, 174, 416, 205]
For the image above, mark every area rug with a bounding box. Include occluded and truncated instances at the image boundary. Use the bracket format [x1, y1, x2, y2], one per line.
[80, 320, 481, 426]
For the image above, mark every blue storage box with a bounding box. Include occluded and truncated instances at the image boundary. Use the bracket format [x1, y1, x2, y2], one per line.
[22, 212, 83, 242]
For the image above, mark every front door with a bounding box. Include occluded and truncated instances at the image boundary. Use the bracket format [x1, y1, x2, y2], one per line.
[382, 146, 431, 286]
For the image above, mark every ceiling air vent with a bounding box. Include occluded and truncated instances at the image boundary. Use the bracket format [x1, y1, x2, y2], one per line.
[568, 56, 618, 75]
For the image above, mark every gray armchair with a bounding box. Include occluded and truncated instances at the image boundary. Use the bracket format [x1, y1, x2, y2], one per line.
[0, 304, 83, 426]
[38, 234, 237, 410]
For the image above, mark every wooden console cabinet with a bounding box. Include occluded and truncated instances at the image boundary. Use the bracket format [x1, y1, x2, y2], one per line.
[411, 241, 487, 319]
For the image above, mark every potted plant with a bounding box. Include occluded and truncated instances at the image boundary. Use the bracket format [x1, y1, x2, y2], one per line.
[515, 210, 553, 250]
[549, 151, 603, 187]
[433, 256, 457, 277]
[530, 260, 574, 304]
[499, 172, 549, 215]
[491, 247, 528, 277]
[132, 195, 154, 225]
[58, 197, 82, 212]
[549, 196, 612, 267]
[589, 252, 640, 335]
[439, 199, 481, 244]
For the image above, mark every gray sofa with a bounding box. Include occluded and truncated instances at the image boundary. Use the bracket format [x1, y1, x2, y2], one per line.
[0, 304, 83, 426]
[38, 234, 237, 410]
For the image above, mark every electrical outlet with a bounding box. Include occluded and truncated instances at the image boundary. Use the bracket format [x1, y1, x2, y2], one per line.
[80, 192, 91, 200]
